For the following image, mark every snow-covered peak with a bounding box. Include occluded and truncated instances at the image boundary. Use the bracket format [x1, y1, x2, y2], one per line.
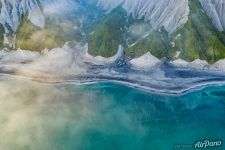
[97, 0, 189, 33]
[0, 0, 44, 32]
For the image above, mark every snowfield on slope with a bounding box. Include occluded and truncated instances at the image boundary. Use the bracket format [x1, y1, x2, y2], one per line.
[97, 0, 225, 32]
[0, 0, 44, 32]
[97, 0, 189, 33]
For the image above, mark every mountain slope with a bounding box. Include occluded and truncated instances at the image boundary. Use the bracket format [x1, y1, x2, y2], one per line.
[88, 8, 127, 57]
[1, 0, 101, 50]
[90, 0, 225, 63]
[199, 0, 225, 31]
[97, 0, 189, 33]
[170, 0, 225, 63]
[0, 0, 225, 64]
[0, 0, 44, 49]
[0, 0, 44, 32]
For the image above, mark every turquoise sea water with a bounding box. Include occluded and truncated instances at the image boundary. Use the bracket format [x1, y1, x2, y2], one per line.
[0, 79, 225, 150]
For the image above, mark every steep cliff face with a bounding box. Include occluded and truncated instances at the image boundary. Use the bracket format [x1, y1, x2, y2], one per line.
[0, 0, 45, 49]
[169, 0, 225, 63]
[90, 0, 225, 62]
[97, 0, 189, 33]
[97, 0, 225, 33]
[0, 0, 103, 50]
[199, 0, 225, 31]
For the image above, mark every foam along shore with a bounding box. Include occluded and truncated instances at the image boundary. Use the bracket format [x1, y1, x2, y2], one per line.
[129, 52, 161, 70]
[170, 58, 225, 72]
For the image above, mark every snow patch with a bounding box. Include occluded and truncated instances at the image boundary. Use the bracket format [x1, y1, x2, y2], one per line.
[171, 59, 189, 67]
[199, 0, 225, 31]
[174, 51, 180, 58]
[211, 59, 225, 71]
[0, 0, 45, 32]
[97, 0, 189, 33]
[129, 52, 161, 70]
[171, 59, 209, 69]
[188, 59, 208, 69]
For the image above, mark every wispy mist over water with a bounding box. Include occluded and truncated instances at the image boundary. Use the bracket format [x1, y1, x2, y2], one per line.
[0, 78, 225, 150]
[0, 79, 145, 150]
[0, 0, 225, 149]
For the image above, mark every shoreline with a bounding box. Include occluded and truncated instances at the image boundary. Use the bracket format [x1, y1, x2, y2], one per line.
[1, 72, 225, 96]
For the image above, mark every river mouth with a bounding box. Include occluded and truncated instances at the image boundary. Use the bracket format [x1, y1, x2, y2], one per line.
[0, 77, 225, 150]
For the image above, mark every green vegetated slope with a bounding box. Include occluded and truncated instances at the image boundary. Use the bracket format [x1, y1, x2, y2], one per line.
[0, 0, 101, 51]
[0, 24, 4, 48]
[170, 0, 225, 63]
[127, 27, 170, 59]
[87, 8, 127, 57]
[0, 2, 3, 48]
[87, 0, 225, 63]
[0, 0, 225, 63]
[16, 16, 81, 51]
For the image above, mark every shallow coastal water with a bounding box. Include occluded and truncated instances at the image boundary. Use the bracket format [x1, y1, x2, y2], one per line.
[1, 45, 225, 150]
[0, 77, 225, 150]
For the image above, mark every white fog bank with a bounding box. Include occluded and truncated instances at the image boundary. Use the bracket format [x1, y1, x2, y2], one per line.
[0, 43, 124, 79]
[1, 44, 225, 82]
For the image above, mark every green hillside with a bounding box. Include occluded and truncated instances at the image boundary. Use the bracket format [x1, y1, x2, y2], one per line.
[0, 0, 225, 63]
